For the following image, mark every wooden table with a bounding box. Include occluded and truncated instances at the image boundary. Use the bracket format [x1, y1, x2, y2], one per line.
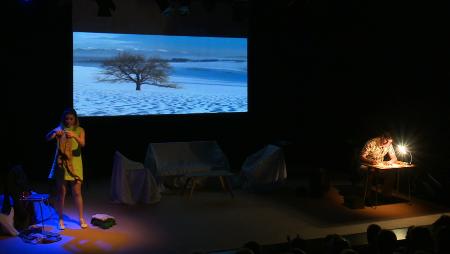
[362, 161, 415, 208]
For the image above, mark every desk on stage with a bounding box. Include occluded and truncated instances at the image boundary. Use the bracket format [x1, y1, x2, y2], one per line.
[362, 161, 415, 207]
[364, 161, 415, 170]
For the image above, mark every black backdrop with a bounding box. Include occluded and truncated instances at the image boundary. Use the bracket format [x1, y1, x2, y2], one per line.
[5, 0, 450, 182]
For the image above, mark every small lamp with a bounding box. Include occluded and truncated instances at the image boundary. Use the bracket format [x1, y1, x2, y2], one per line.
[397, 145, 412, 165]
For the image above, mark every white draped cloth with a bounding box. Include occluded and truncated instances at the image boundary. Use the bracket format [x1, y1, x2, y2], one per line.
[144, 141, 231, 177]
[241, 144, 287, 186]
[110, 151, 161, 205]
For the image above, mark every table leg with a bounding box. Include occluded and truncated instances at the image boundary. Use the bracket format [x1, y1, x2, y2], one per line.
[220, 176, 234, 198]
[396, 169, 400, 194]
[374, 169, 378, 209]
[189, 180, 196, 199]
[363, 169, 369, 205]
[182, 177, 192, 196]
[408, 169, 412, 204]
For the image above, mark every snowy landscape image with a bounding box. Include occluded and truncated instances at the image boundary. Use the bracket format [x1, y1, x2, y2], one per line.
[73, 32, 247, 116]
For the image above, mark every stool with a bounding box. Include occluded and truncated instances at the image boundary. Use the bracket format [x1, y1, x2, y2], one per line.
[20, 193, 50, 233]
[182, 170, 234, 199]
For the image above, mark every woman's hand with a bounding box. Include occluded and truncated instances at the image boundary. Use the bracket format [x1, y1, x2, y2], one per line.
[64, 130, 75, 138]
[55, 130, 64, 137]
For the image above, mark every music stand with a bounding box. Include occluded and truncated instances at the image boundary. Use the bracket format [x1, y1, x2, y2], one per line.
[20, 193, 58, 236]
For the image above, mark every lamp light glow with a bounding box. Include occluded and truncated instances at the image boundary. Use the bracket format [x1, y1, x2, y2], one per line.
[397, 145, 407, 154]
[397, 144, 412, 164]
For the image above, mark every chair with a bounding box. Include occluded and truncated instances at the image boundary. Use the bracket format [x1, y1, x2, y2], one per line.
[110, 151, 161, 205]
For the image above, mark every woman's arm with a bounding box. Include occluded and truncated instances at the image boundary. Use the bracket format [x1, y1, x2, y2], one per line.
[76, 129, 85, 147]
[46, 127, 63, 141]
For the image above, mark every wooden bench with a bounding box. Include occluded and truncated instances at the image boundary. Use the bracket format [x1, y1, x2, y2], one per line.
[181, 170, 235, 199]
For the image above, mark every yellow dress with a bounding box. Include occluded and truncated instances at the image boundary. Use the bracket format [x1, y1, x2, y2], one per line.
[49, 126, 84, 181]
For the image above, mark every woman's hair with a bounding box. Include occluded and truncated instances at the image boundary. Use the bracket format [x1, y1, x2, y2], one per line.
[60, 107, 80, 128]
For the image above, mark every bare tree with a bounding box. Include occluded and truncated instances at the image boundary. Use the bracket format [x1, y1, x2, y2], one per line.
[99, 52, 175, 91]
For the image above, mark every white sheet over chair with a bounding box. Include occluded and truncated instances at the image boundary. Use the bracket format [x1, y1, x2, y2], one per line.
[241, 144, 287, 185]
[110, 151, 161, 205]
[144, 141, 231, 177]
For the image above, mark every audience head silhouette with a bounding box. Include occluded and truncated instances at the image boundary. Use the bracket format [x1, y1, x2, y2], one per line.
[243, 241, 261, 254]
[377, 229, 397, 254]
[406, 226, 434, 254]
[367, 223, 382, 245]
[325, 234, 351, 254]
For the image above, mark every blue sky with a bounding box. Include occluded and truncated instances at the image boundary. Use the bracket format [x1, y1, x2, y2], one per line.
[73, 32, 247, 58]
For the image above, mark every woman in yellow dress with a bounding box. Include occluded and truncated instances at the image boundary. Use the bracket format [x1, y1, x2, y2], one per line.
[46, 108, 87, 230]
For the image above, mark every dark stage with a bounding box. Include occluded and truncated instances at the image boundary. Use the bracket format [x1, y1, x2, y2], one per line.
[4, 0, 450, 253]
[1, 170, 450, 254]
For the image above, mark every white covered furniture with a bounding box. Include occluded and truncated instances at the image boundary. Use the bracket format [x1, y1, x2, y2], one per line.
[110, 151, 161, 205]
[144, 140, 231, 178]
[241, 144, 287, 189]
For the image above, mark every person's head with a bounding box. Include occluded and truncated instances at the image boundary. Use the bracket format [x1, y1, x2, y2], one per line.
[60, 108, 79, 128]
[290, 248, 306, 254]
[325, 234, 351, 254]
[437, 225, 450, 254]
[290, 236, 306, 251]
[243, 241, 261, 254]
[432, 214, 450, 235]
[235, 248, 254, 254]
[377, 229, 397, 254]
[339, 249, 357, 254]
[367, 223, 382, 245]
[379, 132, 393, 147]
[406, 226, 434, 254]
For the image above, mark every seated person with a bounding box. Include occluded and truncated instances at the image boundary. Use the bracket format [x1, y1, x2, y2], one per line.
[359, 132, 398, 198]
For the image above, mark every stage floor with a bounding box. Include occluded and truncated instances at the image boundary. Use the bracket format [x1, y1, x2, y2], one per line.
[1, 173, 450, 254]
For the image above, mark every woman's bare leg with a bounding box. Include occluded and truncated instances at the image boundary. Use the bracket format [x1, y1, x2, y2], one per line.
[56, 180, 66, 229]
[71, 180, 87, 228]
